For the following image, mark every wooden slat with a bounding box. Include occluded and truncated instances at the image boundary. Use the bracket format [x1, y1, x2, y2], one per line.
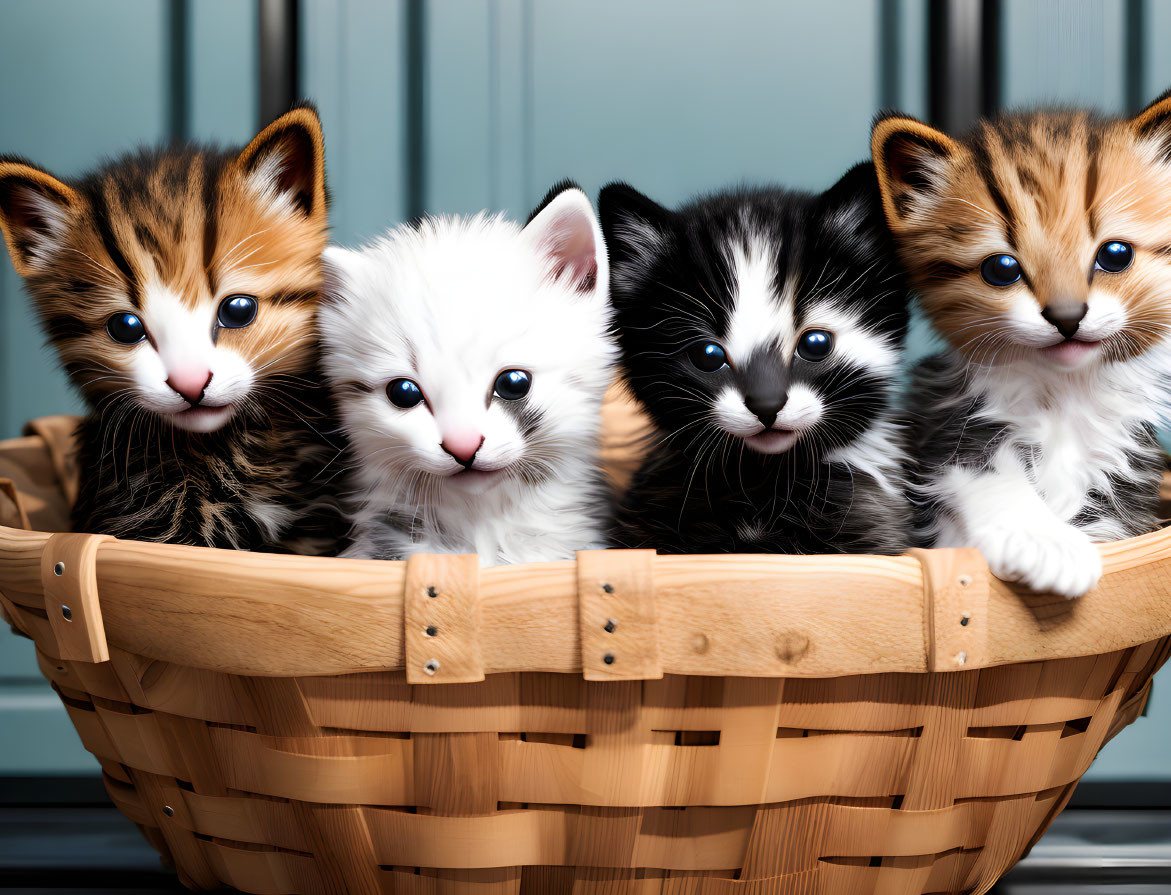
[405, 554, 485, 684]
[577, 549, 660, 681]
[41, 532, 113, 663]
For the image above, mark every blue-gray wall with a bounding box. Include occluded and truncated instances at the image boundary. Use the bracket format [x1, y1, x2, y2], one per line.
[0, 0, 1167, 785]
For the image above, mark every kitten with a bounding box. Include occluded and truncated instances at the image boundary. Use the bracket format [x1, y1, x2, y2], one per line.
[320, 182, 616, 564]
[600, 164, 912, 555]
[0, 106, 346, 551]
[873, 93, 1171, 598]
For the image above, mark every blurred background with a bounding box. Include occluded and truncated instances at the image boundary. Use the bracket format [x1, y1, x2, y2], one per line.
[0, 0, 1169, 866]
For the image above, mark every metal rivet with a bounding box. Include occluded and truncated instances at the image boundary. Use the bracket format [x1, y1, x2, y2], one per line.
[61, 605, 72, 621]
[960, 612, 971, 627]
[956, 652, 967, 665]
[958, 575, 971, 587]
[603, 619, 617, 634]
[426, 586, 438, 598]
[53, 562, 64, 576]
[424, 625, 438, 637]
[603, 653, 615, 665]
[602, 583, 614, 594]
[423, 659, 440, 675]
[162, 805, 174, 817]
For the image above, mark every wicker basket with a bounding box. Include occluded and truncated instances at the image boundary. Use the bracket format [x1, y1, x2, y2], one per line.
[1, 396, 1169, 895]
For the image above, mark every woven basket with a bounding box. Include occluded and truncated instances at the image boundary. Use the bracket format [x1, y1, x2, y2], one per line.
[1, 395, 1169, 895]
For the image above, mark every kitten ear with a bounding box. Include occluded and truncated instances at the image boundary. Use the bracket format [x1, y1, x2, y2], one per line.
[0, 160, 81, 277]
[598, 182, 673, 289]
[1132, 88, 1171, 161]
[522, 181, 607, 299]
[871, 113, 959, 228]
[321, 245, 363, 302]
[235, 104, 326, 219]
[819, 162, 886, 231]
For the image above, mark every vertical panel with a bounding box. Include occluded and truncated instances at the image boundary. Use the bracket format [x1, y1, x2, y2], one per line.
[897, 0, 930, 119]
[1001, 0, 1126, 111]
[0, 0, 171, 437]
[1142, 0, 1171, 107]
[527, 0, 881, 208]
[189, 0, 259, 143]
[301, 0, 409, 245]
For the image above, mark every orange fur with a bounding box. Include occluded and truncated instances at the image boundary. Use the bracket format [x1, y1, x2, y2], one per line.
[872, 95, 1171, 364]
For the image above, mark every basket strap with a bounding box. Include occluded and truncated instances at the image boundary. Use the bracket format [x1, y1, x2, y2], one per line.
[42, 532, 113, 664]
[404, 553, 485, 684]
[576, 549, 661, 681]
[909, 547, 991, 672]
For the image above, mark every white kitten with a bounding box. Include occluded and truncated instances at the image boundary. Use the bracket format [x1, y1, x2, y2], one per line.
[320, 184, 617, 565]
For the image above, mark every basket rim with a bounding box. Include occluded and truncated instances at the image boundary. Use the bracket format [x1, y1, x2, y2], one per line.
[2, 419, 1171, 682]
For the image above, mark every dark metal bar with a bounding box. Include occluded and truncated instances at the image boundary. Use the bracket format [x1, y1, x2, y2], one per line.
[259, 0, 299, 127]
[980, 0, 1001, 116]
[167, 0, 190, 141]
[404, 0, 427, 221]
[1126, 0, 1146, 113]
[929, 0, 987, 132]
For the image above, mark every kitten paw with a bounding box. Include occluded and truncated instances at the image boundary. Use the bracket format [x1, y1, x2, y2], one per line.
[976, 524, 1102, 599]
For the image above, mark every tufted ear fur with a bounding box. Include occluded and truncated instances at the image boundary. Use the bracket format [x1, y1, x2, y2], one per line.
[0, 160, 81, 277]
[522, 182, 607, 299]
[1132, 87, 1171, 162]
[235, 104, 326, 219]
[871, 113, 961, 229]
[597, 182, 676, 291]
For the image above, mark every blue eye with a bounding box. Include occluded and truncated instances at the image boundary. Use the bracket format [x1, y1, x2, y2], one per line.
[105, 312, 146, 344]
[494, 369, 531, 400]
[386, 378, 424, 408]
[687, 341, 728, 373]
[217, 294, 258, 328]
[980, 254, 1022, 287]
[1095, 240, 1133, 273]
[796, 329, 834, 361]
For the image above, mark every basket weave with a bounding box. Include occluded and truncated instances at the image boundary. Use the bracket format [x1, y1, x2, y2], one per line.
[1, 395, 1169, 895]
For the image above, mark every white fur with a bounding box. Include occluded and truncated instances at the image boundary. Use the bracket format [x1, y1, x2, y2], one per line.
[123, 279, 258, 432]
[321, 188, 617, 565]
[928, 349, 1171, 598]
[16, 188, 72, 270]
[725, 234, 795, 362]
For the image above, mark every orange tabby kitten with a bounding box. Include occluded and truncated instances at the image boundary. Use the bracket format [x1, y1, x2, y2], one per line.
[873, 93, 1171, 598]
[0, 105, 345, 550]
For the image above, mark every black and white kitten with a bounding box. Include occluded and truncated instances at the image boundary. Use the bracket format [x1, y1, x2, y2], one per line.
[600, 164, 912, 555]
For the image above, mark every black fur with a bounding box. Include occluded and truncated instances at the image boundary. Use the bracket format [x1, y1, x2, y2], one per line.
[601, 163, 913, 555]
[905, 353, 1164, 541]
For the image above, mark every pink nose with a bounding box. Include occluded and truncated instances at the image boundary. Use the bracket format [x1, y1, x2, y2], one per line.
[440, 432, 484, 466]
[166, 367, 212, 404]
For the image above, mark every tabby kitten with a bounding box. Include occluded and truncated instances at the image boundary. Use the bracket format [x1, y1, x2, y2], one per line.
[0, 106, 345, 550]
[873, 93, 1171, 598]
[601, 164, 912, 555]
[321, 183, 615, 564]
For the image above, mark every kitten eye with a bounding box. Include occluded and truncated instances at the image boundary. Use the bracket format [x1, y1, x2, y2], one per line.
[217, 294, 258, 328]
[980, 254, 1022, 287]
[494, 369, 531, 400]
[687, 341, 728, 373]
[1095, 240, 1133, 273]
[386, 378, 424, 408]
[105, 312, 146, 344]
[796, 329, 834, 361]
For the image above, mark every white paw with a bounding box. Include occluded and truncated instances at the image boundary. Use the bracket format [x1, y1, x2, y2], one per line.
[975, 523, 1102, 599]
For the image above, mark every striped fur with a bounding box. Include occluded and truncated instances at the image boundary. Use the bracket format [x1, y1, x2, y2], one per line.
[0, 106, 346, 551]
[873, 94, 1171, 598]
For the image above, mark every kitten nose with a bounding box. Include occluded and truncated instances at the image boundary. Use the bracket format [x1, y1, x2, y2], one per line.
[441, 432, 485, 468]
[166, 368, 212, 405]
[1041, 302, 1088, 339]
[744, 393, 788, 429]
